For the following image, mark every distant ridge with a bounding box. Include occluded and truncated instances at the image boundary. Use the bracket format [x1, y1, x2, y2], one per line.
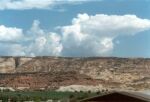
[0, 56, 149, 91]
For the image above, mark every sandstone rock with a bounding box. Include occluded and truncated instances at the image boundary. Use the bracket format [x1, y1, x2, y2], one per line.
[0, 57, 15, 73]
[0, 57, 149, 91]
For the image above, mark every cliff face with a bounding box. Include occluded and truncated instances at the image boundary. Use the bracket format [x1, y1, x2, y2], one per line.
[0, 57, 150, 91]
[0, 57, 16, 73]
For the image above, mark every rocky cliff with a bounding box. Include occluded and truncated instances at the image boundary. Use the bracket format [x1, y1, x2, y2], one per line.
[0, 57, 150, 91]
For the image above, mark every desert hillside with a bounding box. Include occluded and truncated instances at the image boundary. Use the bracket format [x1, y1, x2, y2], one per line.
[0, 57, 150, 91]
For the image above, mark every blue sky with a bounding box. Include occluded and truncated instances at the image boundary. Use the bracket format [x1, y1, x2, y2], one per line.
[0, 0, 150, 57]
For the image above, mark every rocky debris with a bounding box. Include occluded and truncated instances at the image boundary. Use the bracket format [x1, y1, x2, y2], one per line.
[0, 87, 15, 91]
[56, 85, 107, 92]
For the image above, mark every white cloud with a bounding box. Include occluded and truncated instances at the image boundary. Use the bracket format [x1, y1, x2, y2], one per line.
[26, 33, 62, 56]
[0, 24, 25, 56]
[0, 20, 62, 56]
[0, 25, 23, 42]
[24, 20, 62, 56]
[0, 14, 150, 56]
[0, 0, 90, 10]
[60, 13, 150, 56]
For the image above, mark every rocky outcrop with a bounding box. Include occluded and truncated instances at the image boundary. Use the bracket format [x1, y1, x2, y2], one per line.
[0, 57, 16, 73]
[0, 57, 149, 91]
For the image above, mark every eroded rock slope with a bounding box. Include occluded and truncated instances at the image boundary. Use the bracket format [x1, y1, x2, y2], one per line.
[0, 57, 149, 91]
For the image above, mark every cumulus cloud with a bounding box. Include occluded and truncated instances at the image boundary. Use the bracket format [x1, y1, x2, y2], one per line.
[0, 13, 150, 56]
[24, 20, 62, 56]
[0, 25, 25, 56]
[60, 13, 150, 56]
[0, 20, 62, 56]
[0, 25, 23, 42]
[0, 0, 90, 10]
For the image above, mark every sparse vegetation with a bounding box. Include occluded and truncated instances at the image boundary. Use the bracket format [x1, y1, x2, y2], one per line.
[0, 90, 99, 101]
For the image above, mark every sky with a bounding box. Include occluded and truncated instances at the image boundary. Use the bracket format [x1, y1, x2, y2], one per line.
[0, 0, 150, 57]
